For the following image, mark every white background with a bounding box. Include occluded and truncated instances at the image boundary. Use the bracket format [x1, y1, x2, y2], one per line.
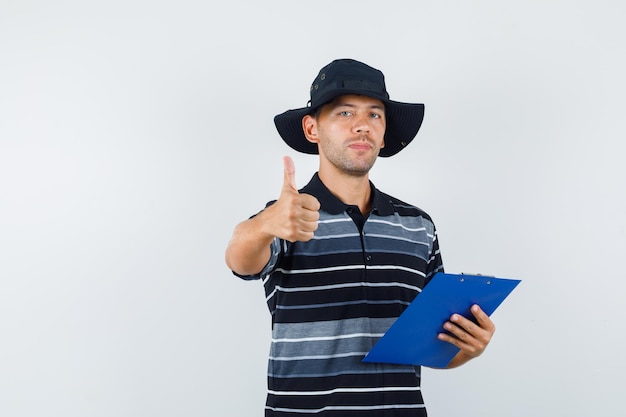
[1, 1, 625, 416]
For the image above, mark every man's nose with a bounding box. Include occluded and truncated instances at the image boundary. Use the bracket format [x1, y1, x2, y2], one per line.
[353, 115, 371, 134]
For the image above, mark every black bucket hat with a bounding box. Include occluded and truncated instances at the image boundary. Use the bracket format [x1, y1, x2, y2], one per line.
[274, 58, 425, 157]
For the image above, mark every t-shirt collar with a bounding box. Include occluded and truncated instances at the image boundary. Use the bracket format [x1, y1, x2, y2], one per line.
[300, 172, 394, 216]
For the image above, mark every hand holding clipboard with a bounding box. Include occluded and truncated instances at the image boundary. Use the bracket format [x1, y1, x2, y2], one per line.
[362, 272, 521, 368]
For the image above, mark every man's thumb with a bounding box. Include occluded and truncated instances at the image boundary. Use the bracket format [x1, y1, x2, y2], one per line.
[282, 156, 297, 192]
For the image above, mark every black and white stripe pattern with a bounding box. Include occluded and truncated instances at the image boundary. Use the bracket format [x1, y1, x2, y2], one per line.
[241, 174, 443, 416]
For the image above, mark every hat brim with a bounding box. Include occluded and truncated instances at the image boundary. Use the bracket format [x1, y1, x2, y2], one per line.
[274, 100, 424, 158]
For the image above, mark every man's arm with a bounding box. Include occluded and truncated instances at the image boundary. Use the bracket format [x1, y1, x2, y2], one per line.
[225, 214, 278, 276]
[224, 156, 321, 276]
[435, 304, 496, 369]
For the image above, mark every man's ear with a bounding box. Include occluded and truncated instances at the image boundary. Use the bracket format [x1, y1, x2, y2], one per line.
[302, 115, 319, 144]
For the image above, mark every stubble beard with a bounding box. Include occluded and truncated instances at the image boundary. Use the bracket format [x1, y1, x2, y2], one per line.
[320, 139, 380, 178]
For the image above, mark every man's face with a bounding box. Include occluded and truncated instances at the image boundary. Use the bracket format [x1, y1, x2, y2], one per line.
[304, 94, 386, 177]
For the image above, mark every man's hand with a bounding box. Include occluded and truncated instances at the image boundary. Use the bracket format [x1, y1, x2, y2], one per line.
[225, 156, 320, 276]
[263, 156, 320, 242]
[437, 304, 496, 368]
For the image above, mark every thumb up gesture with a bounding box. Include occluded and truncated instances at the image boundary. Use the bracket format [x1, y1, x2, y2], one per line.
[224, 156, 321, 275]
[270, 156, 321, 242]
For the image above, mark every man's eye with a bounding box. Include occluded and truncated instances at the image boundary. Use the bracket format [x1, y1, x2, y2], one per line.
[339, 111, 352, 116]
[371, 113, 382, 119]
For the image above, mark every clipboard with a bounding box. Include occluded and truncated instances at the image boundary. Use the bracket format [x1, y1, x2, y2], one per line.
[362, 272, 521, 368]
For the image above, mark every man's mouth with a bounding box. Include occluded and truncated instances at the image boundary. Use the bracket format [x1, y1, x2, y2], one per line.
[347, 139, 373, 151]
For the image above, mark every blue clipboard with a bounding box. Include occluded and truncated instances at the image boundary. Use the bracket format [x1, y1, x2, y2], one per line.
[362, 272, 521, 368]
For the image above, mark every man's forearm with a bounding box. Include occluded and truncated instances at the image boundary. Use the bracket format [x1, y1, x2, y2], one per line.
[225, 216, 274, 276]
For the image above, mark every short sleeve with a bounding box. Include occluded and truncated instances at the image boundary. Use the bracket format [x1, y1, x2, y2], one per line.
[231, 236, 283, 281]
[424, 225, 444, 285]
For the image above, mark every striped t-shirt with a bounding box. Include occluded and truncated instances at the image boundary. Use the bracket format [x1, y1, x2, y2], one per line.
[239, 173, 444, 417]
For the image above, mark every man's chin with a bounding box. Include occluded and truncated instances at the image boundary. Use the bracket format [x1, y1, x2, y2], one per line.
[342, 161, 377, 177]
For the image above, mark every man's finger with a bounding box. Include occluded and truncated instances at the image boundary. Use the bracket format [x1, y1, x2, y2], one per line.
[300, 194, 321, 211]
[283, 156, 297, 192]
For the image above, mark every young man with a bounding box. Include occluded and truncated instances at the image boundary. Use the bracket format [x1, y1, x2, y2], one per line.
[225, 59, 495, 416]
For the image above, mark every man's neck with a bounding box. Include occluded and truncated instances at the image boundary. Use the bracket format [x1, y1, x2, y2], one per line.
[318, 169, 372, 215]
